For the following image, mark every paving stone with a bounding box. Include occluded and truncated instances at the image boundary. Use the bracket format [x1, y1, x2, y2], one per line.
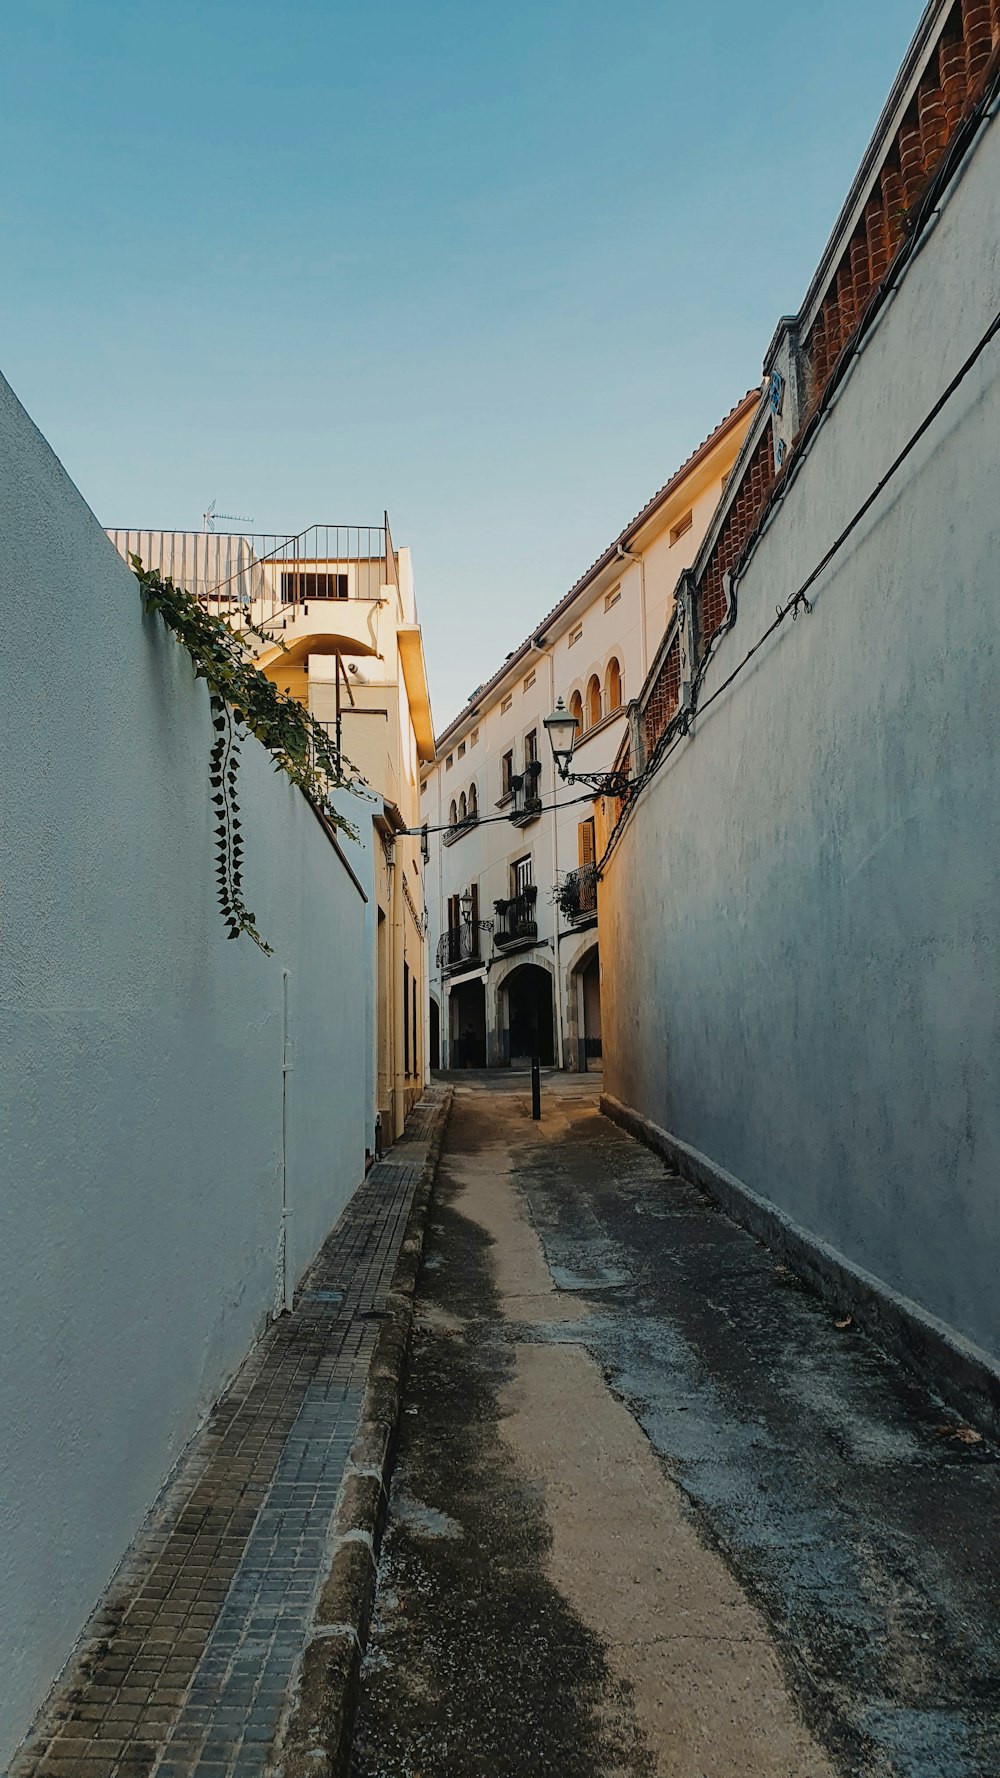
[10, 1089, 448, 1778]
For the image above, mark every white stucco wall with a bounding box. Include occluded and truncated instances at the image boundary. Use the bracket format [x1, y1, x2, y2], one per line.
[0, 373, 369, 1764]
[601, 113, 1000, 1366]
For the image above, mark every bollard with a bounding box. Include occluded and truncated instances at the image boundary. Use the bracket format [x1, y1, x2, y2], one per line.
[531, 1055, 541, 1120]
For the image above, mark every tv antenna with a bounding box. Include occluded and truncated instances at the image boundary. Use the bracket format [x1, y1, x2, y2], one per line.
[204, 499, 254, 532]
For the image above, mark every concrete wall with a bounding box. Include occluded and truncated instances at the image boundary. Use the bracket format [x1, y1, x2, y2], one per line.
[0, 372, 369, 1764]
[601, 115, 1000, 1369]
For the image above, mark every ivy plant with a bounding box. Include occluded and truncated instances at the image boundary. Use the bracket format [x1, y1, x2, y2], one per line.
[133, 557, 355, 954]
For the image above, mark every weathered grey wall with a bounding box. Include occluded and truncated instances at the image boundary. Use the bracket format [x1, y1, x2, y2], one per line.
[0, 375, 368, 1763]
[602, 116, 1000, 1369]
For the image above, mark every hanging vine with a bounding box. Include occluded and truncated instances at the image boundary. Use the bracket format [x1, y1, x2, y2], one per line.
[132, 557, 356, 954]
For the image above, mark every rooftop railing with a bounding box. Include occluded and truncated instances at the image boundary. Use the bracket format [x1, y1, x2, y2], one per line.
[107, 523, 397, 632]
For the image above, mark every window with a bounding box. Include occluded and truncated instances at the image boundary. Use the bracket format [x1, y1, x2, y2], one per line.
[280, 570, 348, 601]
[501, 693, 513, 714]
[524, 728, 538, 765]
[470, 728, 479, 746]
[605, 657, 622, 712]
[459, 792, 467, 822]
[501, 750, 514, 796]
[445, 753, 453, 771]
[669, 510, 693, 546]
[605, 585, 621, 612]
[458, 741, 466, 759]
[512, 854, 533, 896]
[578, 817, 596, 868]
[468, 782, 478, 817]
[449, 799, 458, 827]
[569, 689, 583, 733]
[568, 623, 583, 647]
[587, 674, 602, 729]
[403, 961, 410, 1076]
[523, 668, 536, 691]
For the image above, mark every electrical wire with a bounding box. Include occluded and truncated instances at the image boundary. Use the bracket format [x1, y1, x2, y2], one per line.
[597, 292, 1000, 876]
[397, 782, 609, 840]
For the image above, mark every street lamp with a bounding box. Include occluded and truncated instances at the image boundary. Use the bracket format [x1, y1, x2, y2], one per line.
[543, 698, 634, 797]
[541, 698, 580, 780]
[459, 884, 493, 934]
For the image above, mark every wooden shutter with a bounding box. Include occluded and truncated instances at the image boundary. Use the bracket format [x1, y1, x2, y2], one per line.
[578, 818, 596, 868]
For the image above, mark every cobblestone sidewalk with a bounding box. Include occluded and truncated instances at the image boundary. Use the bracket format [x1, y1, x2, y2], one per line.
[10, 1090, 449, 1778]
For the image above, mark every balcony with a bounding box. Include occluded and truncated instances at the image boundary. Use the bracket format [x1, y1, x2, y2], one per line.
[556, 863, 598, 928]
[509, 760, 543, 827]
[442, 811, 479, 848]
[493, 886, 538, 951]
[436, 924, 482, 978]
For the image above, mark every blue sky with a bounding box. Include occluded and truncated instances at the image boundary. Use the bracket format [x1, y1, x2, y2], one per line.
[1, 0, 923, 725]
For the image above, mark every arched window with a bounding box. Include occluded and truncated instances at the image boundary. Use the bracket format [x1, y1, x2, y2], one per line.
[605, 657, 622, 712]
[587, 674, 602, 729]
[468, 782, 478, 818]
[449, 798, 458, 827]
[459, 792, 467, 823]
[569, 689, 583, 734]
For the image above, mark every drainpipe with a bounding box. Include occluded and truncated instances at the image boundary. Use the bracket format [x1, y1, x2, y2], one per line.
[390, 840, 406, 1139]
[274, 968, 293, 1317]
[616, 543, 647, 678]
[436, 760, 446, 1068]
[532, 637, 565, 1070]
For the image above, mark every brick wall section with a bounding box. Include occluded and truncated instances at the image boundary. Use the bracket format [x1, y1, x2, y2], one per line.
[642, 636, 682, 759]
[611, 742, 631, 828]
[697, 424, 776, 650]
[804, 0, 1000, 412]
[636, 419, 777, 764]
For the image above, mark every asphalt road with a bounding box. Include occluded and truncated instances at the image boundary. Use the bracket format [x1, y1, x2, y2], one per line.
[351, 1077, 1000, 1778]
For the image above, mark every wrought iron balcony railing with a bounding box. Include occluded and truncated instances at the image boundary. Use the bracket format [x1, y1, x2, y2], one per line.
[556, 863, 598, 924]
[442, 811, 479, 847]
[436, 924, 482, 977]
[509, 759, 543, 826]
[493, 885, 538, 950]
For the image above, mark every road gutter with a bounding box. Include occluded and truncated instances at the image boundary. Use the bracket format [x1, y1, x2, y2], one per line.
[275, 1086, 453, 1777]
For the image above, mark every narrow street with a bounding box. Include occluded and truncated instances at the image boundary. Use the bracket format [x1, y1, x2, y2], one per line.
[352, 1077, 1000, 1778]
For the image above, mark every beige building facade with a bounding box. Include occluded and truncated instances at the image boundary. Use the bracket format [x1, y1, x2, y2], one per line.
[109, 520, 434, 1145]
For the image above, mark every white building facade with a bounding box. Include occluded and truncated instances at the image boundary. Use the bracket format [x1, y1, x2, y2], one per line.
[423, 395, 755, 1072]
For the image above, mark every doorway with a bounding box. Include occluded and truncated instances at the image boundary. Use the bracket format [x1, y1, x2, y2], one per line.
[581, 948, 602, 1070]
[449, 978, 486, 1068]
[501, 964, 555, 1066]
